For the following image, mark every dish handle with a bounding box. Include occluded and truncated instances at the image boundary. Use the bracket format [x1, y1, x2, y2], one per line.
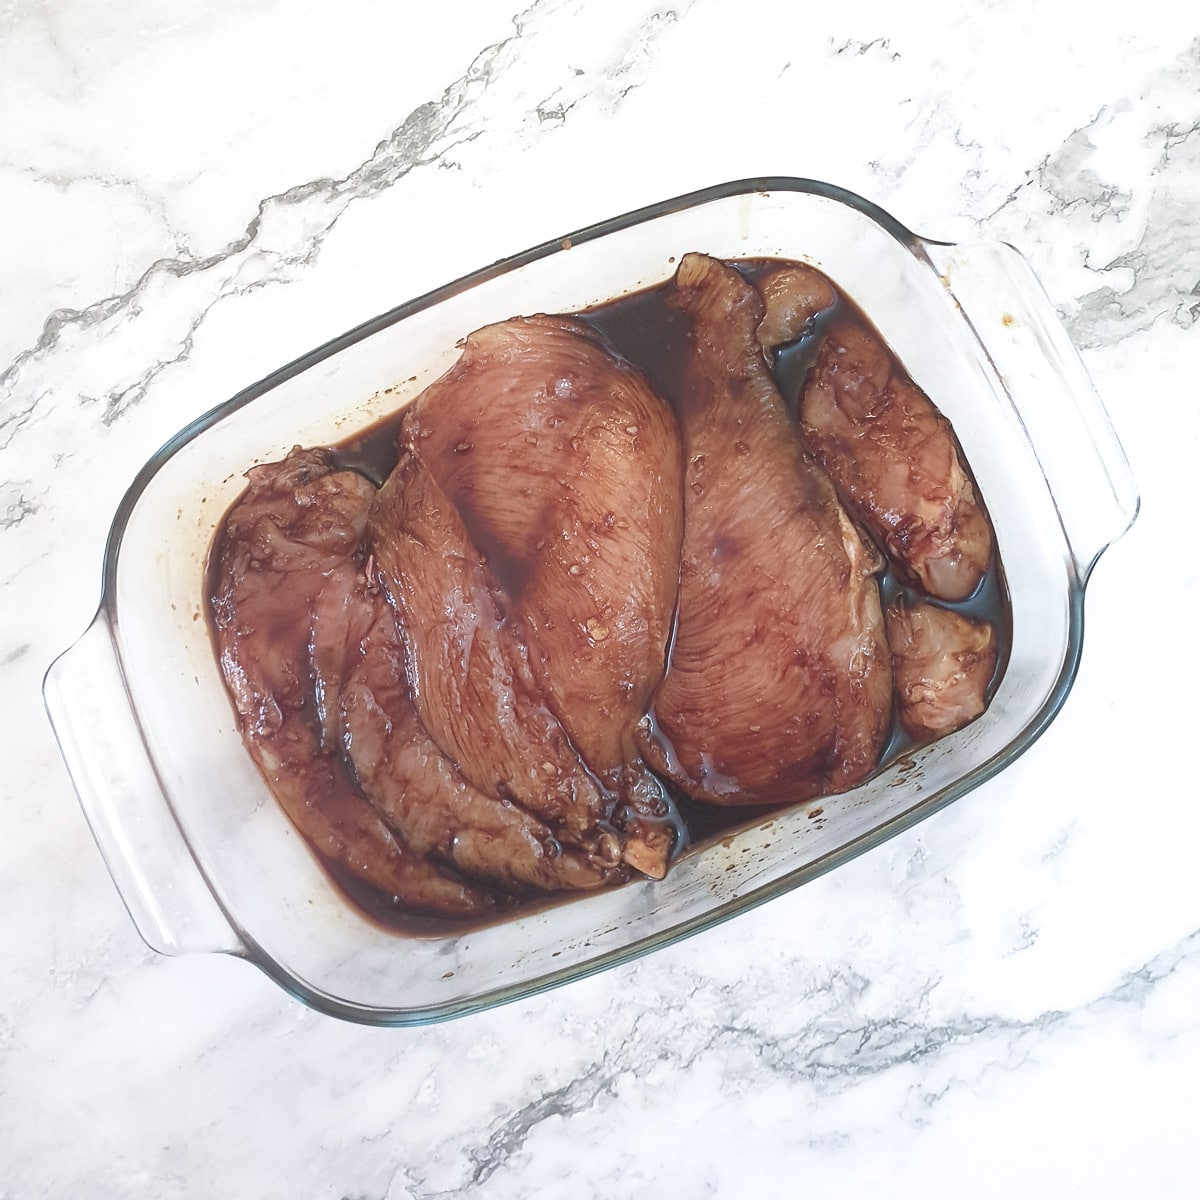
[43, 613, 244, 958]
[923, 239, 1140, 580]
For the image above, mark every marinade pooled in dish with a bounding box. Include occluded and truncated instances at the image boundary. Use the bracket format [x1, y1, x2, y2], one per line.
[207, 255, 1007, 928]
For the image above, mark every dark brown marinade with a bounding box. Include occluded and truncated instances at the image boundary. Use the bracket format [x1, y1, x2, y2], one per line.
[210, 257, 1011, 936]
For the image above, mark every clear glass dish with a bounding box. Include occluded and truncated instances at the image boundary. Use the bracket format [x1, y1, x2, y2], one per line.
[44, 178, 1138, 1026]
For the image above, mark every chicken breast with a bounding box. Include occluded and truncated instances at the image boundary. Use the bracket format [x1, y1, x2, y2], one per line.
[886, 597, 998, 742]
[341, 604, 619, 895]
[367, 448, 624, 871]
[800, 322, 992, 602]
[754, 261, 837, 350]
[639, 253, 893, 805]
[399, 314, 685, 876]
[210, 448, 494, 917]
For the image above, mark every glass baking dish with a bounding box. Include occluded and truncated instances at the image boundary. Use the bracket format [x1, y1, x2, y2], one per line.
[44, 178, 1138, 1026]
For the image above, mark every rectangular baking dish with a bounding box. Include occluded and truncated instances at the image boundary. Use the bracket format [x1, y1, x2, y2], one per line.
[44, 178, 1138, 1025]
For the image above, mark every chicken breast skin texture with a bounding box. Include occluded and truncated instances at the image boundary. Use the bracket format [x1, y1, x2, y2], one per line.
[886, 597, 998, 742]
[754, 262, 838, 351]
[800, 322, 992, 602]
[210, 448, 494, 917]
[367, 447, 624, 870]
[640, 253, 893, 805]
[341, 603, 618, 895]
[400, 314, 684, 877]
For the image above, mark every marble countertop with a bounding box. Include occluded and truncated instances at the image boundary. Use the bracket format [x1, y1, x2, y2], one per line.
[3, 1, 1198, 1194]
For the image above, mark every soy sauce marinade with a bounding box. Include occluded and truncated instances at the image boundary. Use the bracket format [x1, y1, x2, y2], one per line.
[222, 257, 1009, 934]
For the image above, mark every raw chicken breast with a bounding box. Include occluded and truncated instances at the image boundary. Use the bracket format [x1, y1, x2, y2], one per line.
[210, 448, 494, 917]
[754, 261, 837, 350]
[367, 448, 624, 871]
[640, 253, 893, 805]
[886, 598, 998, 741]
[341, 604, 618, 895]
[400, 314, 685, 876]
[800, 322, 992, 601]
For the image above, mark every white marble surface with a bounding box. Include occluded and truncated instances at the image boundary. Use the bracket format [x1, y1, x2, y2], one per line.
[3, 0, 1198, 1194]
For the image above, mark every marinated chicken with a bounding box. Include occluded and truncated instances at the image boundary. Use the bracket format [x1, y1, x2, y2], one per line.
[209, 253, 1006, 926]
[754, 261, 837, 349]
[210, 449, 494, 917]
[367, 448, 625, 872]
[341, 604, 617, 895]
[398, 315, 684, 876]
[796, 321, 992, 602]
[638, 253, 893, 805]
[886, 598, 998, 741]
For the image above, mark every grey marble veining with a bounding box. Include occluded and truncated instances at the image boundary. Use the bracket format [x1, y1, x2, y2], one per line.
[2, 1, 1198, 1196]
